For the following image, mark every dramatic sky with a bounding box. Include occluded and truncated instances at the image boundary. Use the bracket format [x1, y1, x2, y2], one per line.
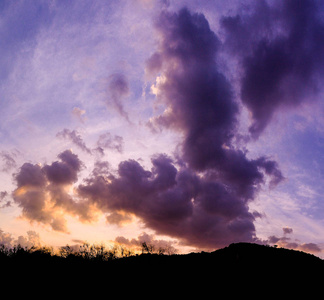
[1, 0, 324, 256]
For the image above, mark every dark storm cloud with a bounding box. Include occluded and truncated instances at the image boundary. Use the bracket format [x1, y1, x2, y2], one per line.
[43, 150, 82, 185]
[78, 154, 257, 248]
[145, 8, 283, 246]
[147, 8, 283, 190]
[221, 0, 324, 137]
[255, 157, 285, 188]
[15, 163, 47, 188]
[147, 8, 236, 169]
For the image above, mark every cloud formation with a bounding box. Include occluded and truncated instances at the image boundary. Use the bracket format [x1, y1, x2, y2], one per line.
[143, 8, 284, 246]
[13, 150, 96, 232]
[56, 129, 124, 156]
[0, 228, 42, 249]
[283, 227, 293, 235]
[71, 107, 87, 123]
[0, 191, 10, 209]
[266, 227, 321, 254]
[0, 150, 18, 172]
[56, 129, 92, 154]
[115, 232, 177, 254]
[106, 73, 130, 122]
[221, 0, 324, 137]
[10, 7, 285, 249]
[146, 8, 282, 191]
[96, 132, 124, 154]
[78, 153, 279, 248]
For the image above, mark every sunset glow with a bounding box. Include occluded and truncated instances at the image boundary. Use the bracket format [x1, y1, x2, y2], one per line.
[0, 0, 324, 257]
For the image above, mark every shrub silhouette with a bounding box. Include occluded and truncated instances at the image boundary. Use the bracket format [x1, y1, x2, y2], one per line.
[1, 241, 323, 291]
[141, 241, 154, 254]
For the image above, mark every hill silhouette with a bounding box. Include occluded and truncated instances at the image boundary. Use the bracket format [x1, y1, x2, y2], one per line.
[1, 242, 322, 294]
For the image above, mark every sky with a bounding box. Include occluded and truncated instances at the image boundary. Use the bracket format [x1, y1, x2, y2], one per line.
[1, 0, 324, 257]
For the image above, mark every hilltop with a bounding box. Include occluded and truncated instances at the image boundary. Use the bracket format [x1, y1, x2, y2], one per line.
[112, 242, 323, 280]
[1, 242, 322, 293]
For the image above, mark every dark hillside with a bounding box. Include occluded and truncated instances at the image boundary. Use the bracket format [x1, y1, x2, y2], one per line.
[1, 243, 323, 294]
[113, 243, 323, 280]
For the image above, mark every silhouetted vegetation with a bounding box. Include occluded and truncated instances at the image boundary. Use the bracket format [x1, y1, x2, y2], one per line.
[1, 242, 323, 292]
[0, 240, 176, 264]
[59, 243, 131, 261]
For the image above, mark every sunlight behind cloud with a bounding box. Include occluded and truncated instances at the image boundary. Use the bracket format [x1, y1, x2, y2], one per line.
[0, 0, 324, 256]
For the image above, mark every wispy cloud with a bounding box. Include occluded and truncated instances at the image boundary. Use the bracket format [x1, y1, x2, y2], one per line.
[96, 132, 124, 154]
[0, 150, 18, 172]
[56, 129, 92, 154]
[106, 73, 130, 123]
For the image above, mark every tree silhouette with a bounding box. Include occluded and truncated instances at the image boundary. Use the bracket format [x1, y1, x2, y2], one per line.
[141, 241, 154, 254]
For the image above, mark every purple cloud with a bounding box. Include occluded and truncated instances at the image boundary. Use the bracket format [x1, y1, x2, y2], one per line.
[147, 8, 237, 172]
[283, 227, 293, 235]
[9, 6, 289, 249]
[115, 232, 177, 254]
[56, 129, 92, 154]
[299, 243, 321, 253]
[221, 0, 324, 137]
[13, 150, 94, 232]
[0, 191, 8, 200]
[0, 150, 18, 172]
[0, 191, 10, 209]
[43, 150, 82, 185]
[11, 8, 284, 249]
[96, 132, 124, 154]
[146, 8, 283, 193]
[77, 154, 256, 248]
[15, 163, 47, 188]
[107, 73, 130, 122]
[266, 229, 321, 254]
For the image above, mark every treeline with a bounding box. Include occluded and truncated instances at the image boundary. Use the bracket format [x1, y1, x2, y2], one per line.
[1, 242, 323, 292]
[0, 241, 174, 263]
